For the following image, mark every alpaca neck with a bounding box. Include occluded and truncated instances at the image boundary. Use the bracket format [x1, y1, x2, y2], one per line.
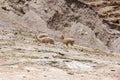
[61, 35, 64, 40]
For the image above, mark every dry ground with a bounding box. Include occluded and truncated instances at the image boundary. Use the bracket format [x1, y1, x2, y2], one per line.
[0, 32, 120, 80]
[0, 0, 120, 79]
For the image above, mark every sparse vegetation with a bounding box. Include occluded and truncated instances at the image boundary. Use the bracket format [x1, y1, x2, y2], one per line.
[12, 53, 16, 57]
[81, 48, 115, 57]
[0, 51, 5, 54]
[73, 59, 93, 63]
[54, 55, 94, 63]
[23, 55, 40, 59]
[7, 41, 16, 46]
[30, 56, 40, 59]
[41, 50, 57, 53]
[54, 55, 69, 59]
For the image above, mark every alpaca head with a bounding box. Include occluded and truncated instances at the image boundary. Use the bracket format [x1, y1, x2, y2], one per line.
[60, 34, 64, 40]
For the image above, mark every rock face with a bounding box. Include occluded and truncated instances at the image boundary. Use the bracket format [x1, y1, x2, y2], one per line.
[68, 22, 109, 51]
[0, 1, 120, 80]
[0, 0, 120, 53]
[110, 37, 120, 53]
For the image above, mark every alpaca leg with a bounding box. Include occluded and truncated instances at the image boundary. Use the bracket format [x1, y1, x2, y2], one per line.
[62, 43, 67, 49]
[70, 43, 74, 49]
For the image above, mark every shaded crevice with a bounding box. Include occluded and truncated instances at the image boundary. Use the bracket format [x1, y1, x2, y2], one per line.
[1, 7, 10, 11]
[47, 11, 66, 30]
[47, 0, 98, 31]
[1, 0, 30, 16]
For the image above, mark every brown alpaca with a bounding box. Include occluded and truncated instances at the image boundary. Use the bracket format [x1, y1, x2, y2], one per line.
[37, 37, 55, 44]
[61, 34, 75, 46]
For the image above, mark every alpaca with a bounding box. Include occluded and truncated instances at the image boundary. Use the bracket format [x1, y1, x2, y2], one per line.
[60, 34, 75, 46]
[37, 37, 55, 44]
[36, 33, 48, 43]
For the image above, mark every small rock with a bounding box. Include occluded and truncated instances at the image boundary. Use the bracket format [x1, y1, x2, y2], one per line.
[51, 61, 57, 64]
[44, 75, 47, 77]
[81, 75, 84, 77]
[80, 49, 84, 52]
[27, 70, 30, 72]
[67, 71, 74, 75]
[14, 32, 18, 35]
[92, 66, 96, 67]
[117, 63, 120, 65]
[58, 52, 65, 56]
[37, 50, 41, 52]
[44, 57, 49, 59]
[23, 76, 26, 78]
[63, 60, 72, 62]
[111, 70, 115, 72]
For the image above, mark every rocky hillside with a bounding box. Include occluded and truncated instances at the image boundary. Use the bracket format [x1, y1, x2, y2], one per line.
[0, 0, 120, 80]
[0, 0, 120, 53]
[0, 34, 120, 80]
[82, 0, 120, 30]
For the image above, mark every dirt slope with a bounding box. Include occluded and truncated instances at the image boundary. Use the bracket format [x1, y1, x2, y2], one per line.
[0, 32, 120, 80]
[0, 0, 120, 80]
